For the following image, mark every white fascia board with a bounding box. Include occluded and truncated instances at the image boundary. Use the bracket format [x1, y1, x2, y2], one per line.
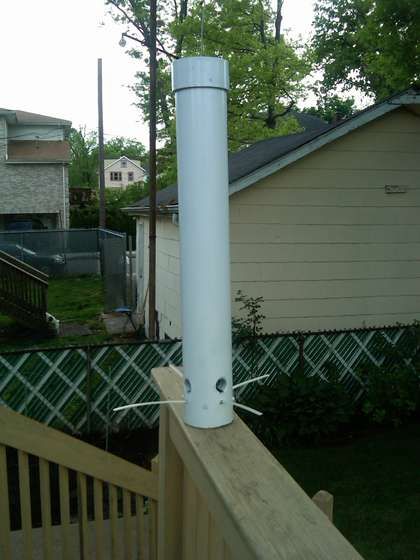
[229, 97, 412, 196]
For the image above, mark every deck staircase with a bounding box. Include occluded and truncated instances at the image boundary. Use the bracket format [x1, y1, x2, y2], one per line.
[0, 250, 51, 332]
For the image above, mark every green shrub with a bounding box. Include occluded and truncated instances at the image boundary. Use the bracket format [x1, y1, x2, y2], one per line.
[360, 363, 420, 427]
[245, 368, 354, 446]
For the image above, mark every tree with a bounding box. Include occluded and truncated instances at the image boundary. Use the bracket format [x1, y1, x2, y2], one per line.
[102, 136, 147, 161]
[70, 183, 147, 240]
[106, 0, 310, 185]
[312, 0, 420, 100]
[68, 127, 147, 187]
[68, 128, 98, 188]
[305, 94, 356, 123]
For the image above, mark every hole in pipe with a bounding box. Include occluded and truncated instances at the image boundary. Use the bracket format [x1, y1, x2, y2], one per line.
[184, 379, 192, 393]
[216, 377, 227, 393]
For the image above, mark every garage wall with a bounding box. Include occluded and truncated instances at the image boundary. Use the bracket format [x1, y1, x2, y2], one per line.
[230, 107, 420, 331]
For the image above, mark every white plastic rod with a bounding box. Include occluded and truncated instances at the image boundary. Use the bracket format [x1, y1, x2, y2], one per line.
[172, 56, 233, 428]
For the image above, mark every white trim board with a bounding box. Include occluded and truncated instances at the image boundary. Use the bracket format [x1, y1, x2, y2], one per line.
[230, 94, 420, 196]
[104, 156, 146, 172]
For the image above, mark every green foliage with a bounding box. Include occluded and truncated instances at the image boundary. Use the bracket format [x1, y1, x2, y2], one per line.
[358, 330, 420, 426]
[246, 368, 354, 446]
[232, 290, 266, 339]
[69, 127, 98, 188]
[70, 183, 147, 240]
[107, 0, 310, 186]
[305, 94, 356, 123]
[69, 127, 147, 188]
[312, 0, 420, 99]
[361, 364, 420, 427]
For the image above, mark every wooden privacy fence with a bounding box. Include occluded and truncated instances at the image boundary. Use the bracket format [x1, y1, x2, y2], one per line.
[0, 405, 158, 560]
[154, 367, 363, 560]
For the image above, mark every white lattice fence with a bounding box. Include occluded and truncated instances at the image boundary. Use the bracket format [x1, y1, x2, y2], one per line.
[0, 326, 416, 432]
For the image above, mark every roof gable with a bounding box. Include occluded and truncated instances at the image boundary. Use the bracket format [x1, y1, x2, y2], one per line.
[104, 156, 145, 171]
[126, 86, 420, 214]
[0, 108, 71, 126]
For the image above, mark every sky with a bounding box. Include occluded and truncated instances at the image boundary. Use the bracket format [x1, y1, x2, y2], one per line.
[0, 0, 315, 146]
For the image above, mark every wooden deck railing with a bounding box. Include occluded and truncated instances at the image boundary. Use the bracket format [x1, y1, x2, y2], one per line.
[0, 250, 49, 329]
[0, 405, 158, 560]
[153, 367, 364, 560]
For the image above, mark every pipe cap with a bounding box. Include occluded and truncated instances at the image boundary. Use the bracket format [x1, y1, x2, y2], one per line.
[172, 57, 229, 93]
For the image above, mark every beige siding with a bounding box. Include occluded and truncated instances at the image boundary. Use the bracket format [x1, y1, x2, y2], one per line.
[138, 107, 420, 335]
[137, 216, 181, 338]
[230, 107, 420, 331]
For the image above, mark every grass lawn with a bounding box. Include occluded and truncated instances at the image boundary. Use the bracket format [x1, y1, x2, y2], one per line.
[0, 275, 113, 350]
[275, 423, 420, 560]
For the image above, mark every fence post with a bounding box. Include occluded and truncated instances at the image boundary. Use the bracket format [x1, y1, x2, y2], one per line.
[86, 347, 92, 434]
[298, 333, 305, 375]
[312, 490, 334, 523]
[157, 405, 183, 560]
[128, 235, 134, 309]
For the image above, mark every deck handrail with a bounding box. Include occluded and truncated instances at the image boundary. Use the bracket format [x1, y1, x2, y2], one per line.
[0, 250, 48, 283]
[0, 250, 49, 327]
[153, 367, 364, 560]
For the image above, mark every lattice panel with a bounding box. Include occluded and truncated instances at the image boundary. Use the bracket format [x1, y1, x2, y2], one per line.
[0, 326, 414, 433]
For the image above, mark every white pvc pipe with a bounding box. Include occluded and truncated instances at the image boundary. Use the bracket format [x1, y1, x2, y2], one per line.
[172, 56, 233, 428]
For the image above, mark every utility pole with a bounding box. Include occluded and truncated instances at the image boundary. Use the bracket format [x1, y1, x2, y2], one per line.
[98, 58, 106, 228]
[148, 0, 157, 338]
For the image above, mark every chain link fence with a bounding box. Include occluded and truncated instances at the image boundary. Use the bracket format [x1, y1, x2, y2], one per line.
[0, 227, 127, 311]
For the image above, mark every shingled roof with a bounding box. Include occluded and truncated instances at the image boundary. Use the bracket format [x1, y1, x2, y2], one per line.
[0, 108, 71, 126]
[128, 113, 329, 212]
[126, 86, 420, 214]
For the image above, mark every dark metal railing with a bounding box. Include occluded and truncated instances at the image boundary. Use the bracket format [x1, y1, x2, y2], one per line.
[0, 250, 48, 327]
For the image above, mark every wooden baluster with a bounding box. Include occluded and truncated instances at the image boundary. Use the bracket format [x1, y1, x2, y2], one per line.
[123, 488, 132, 560]
[94, 478, 104, 560]
[110, 484, 121, 560]
[0, 445, 11, 560]
[39, 457, 53, 560]
[18, 450, 33, 560]
[59, 464, 71, 560]
[182, 470, 198, 560]
[208, 515, 224, 560]
[149, 458, 158, 560]
[195, 489, 209, 559]
[312, 490, 334, 523]
[135, 494, 147, 560]
[77, 472, 90, 560]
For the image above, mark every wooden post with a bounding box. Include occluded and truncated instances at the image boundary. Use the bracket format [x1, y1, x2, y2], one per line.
[312, 490, 334, 523]
[298, 333, 305, 375]
[98, 58, 106, 229]
[128, 235, 134, 309]
[86, 347, 92, 434]
[157, 405, 183, 560]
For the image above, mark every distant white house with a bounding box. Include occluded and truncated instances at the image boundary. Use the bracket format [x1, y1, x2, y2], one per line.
[104, 156, 147, 189]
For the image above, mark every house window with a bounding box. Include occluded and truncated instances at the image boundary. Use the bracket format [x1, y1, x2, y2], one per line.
[128, 172, 134, 182]
[110, 172, 122, 181]
[121, 159, 127, 168]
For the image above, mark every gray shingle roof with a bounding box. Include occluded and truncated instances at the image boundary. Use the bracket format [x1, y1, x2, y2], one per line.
[0, 108, 71, 126]
[126, 85, 420, 213]
[129, 119, 330, 211]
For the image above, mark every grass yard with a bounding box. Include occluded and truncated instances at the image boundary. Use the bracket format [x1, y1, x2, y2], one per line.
[0, 275, 112, 350]
[275, 424, 420, 560]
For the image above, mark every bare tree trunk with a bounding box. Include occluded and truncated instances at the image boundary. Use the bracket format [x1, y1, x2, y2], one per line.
[275, 0, 283, 41]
